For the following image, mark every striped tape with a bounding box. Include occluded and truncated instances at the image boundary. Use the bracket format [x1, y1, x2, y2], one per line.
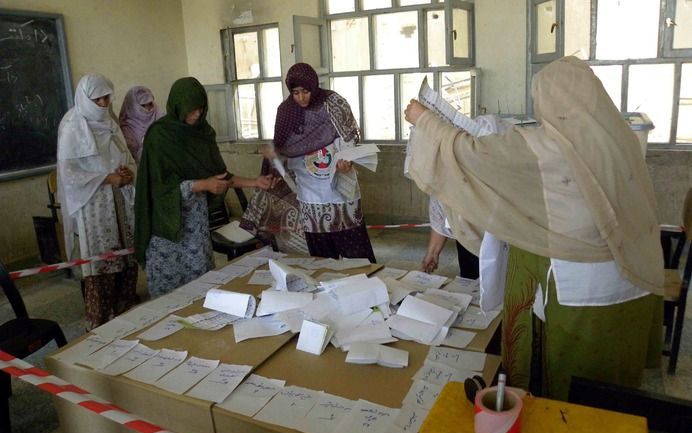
[9, 247, 134, 280]
[366, 223, 430, 229]
[0, 350, 175, 433]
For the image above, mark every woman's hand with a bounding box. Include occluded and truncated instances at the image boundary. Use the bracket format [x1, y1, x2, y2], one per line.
[254, 175, 273, 190]
[421, 250, 440, 274]
[117, 166, 134, 186]
[200, 173, 231, 194]
[404, 99, 427, 126]
[104, 173, 123, 186]
[261, 145, 278, 160]
[335, 159, 353, 174]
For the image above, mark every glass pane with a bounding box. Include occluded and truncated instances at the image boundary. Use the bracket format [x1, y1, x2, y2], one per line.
[234, 32, 260, 80]
[564, 0, 591, 59]
[299, 23, 323, 70]
[591, 65, 622, 110]
[331, 76, 360, 126]
[628, 64, 674, 143]
[676, 63, 692, 143]
[535, 0, 557, 55]
[427, 10, 447, 67]
[452, 7, 470, 58]
[440, 71, 472, 115]
[206, 88, 230, 138]
[401, 73, 433, 139]
[363, 75, 395, 140]
[331, 18, 370, 72]
[236, 84, 258, 139]
[327, 0, 355, 14]
[596, 0, 658, 60]
[263, 28, 281, 77]
[401, 0, 430, 5]
[673, 1, 692, 50]
[363, 0, 391, 9]
[375, 11, 419, 69]
[259, 82, 283, 139]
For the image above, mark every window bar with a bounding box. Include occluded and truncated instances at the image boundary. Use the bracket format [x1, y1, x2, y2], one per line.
[620, 63, 629, 113]
[670, 61, 682, 145]
[255, 82, 265, 140]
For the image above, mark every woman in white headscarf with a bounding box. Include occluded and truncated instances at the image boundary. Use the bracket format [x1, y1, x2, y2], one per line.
[57, 74, 138, 330]
[405, 56, 663, 400]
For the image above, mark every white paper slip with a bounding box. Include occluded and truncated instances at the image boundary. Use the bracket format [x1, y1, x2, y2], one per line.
[392, 404, 429, 433]
[214, 220, 255, 243]
[217, 263, 253, 279]
[154, 356, 219, 395]
[253, 386, 322, 430]
[268, 259, 317, 292]
[143, 292, 194, 315]
[197, 270, 237, 285]
[185, 363, 252, 403]
[426, 347, 486, 372]
[386, 315, 441, 345]
[248, 269, 275, 285]
[124, 349, 188, 384]
[402, 380, 443, 411]
[98, 343, 159, 376]
[374, 267, 408, 281]
[412, 361, 475, 386]
[335, 322, 393, 348]
[319, 273, 369, 292]
[297, 292, 340, 322]
[217, 374, 285, 417]
[383, 277, 415, 305]
[453, 305, 501, 330]
[440, 328, 476, 349]
[233, 255, 269, 269]
[255, 289, 313, 316]
[442, 277, 481, 306]
[423, 289, 473, 312]
[233, 316, 290, 343]
[418, 77, 490, 136]
[315, 271, 349, 281]
[346, 343, 408, 368]
[117, 306, 167, 330]
[137, 315, 184, 341]
[398, 295, 455, 327]
[175, 280, 218, 301]
[400, 271, 448, 291]
[182, 310, 242, 331]
[329, 276, 389, 316]
[278, 257, 317, 268]
[333, 399, 399, 433]
[79, 339, 139, 370]
[53, 334, 112, 364]
[203, 288, 256, 318]
[90, 317, 140, 340]
[326, 257, 373, 271]
[296, 320, 333, 355]
[297, 393, 355, 433]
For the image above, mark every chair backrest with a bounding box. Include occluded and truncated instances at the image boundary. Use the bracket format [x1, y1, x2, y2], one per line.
[0, 262, 29, 320]
[47, 169, 60, 221]
[233, 187, 249, 212]
[683, 187, 692, 241]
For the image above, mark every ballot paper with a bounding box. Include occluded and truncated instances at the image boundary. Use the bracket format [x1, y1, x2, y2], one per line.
[253, 386, 322, 430]
[315, 271, 349, 281]
[214, 220, 255, 243]
[330, 143, 380, 180]
[233, 316, 290, 343]
[218, 374, 286, 417]
[319, 273, 369, 292]
[412, 360, 476, 386]
[296, 393, 355, 433]
[296, 319, 333, 355]
[174, 280, 218, 301]
[154, 356, 219, 395]
[443, 277, 481, 306]
[440, 328, 476, 349]
[402, 380, 443, 410]
[185, 363, 252, 403]
[203, 288, 256, 318]
[334, 321, 394, 349]
[391, 404, 429, 433]
[137, 315, 185, 341]
[117, 306, 167, 330]
[426, 347, 486, 372]
[345, 343, 408, 368]
[417, 77, 490, 136]
[397, 295, 455, 328]
[181, 310, 243, 331]
[124, 348, 188, 384]
[373, 267, 408, 281]
[98, 343, 159, 376]
[90, 317, 140, 340]
[421, 288, 473, 313]
[328, 276, 389, 316]
[453, 305, 501, 330]
[52, 334, 112, 364]
[313, 257, 372, 271]
[248, 269, 275, 285]
[255, 289, 314, 316]
[399, 271, 449, 291]
[332, 399, 398, 433]
[268, 259, 317, 292]
[143, 292, 194, 315]
[79, 339, 139, 370]
[278, 257, 317, 268]
[271, 157, 298, 193]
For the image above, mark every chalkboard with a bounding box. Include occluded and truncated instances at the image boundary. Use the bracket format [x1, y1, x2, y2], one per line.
[0, 9, 72, 181]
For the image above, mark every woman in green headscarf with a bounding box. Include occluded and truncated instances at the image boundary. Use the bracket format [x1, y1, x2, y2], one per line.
[135, 77, 271, 298]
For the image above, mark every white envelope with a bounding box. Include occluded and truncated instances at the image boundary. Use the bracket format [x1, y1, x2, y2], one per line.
[203, 288, 256, 318]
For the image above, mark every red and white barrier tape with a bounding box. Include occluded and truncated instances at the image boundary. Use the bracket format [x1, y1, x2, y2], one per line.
[366, 223, 430, 229]
[9, 247, 134, 280]
[0, 350, 175, 433]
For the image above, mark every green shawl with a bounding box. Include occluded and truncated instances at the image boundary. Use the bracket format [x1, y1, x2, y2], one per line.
[134, 77, 227, 264]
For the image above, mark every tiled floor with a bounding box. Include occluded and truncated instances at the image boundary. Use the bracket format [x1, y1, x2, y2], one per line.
[2, 228, 690, 433]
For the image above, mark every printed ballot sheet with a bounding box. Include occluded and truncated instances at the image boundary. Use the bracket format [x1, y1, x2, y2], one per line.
[218, 374, 286, 417]
[98, 343, 159, 376]
[296, 393, 355, 433]
[185, 363, 252, 403]
[124, 348, 188, 384]
[443, 277, 481, 306]
[417, 77, 490, 136]
[154, 356, 219, 395]
[253, 386, 322, 430]
[181, 311, 242, 331]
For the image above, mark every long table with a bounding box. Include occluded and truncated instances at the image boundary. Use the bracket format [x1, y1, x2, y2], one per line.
[46, 257, 501, 433]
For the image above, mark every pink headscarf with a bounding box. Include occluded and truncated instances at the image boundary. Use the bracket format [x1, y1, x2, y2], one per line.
[119, 86, 164, 163]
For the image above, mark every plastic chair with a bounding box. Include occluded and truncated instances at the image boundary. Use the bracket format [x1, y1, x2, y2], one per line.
[568, 376, 692, 433]
[0, 261, 67, 433]
[209, 188, 261, 261]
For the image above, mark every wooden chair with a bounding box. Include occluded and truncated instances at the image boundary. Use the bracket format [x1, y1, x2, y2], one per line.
[568, 376, 692, 433]
[0, 261, 67, 433]
[209, 188, 261, 261]
[661, 187, 692, 374]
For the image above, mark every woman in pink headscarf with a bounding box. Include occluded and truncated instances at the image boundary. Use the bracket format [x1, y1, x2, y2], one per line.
[119, 86, 164, 163]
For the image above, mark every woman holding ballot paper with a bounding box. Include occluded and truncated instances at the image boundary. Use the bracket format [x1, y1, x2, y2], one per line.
[404, 56, 663, 401]
[270, 63, 376, 263]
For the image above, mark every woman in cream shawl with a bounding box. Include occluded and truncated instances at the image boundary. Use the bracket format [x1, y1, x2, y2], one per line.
[57, 74, 138, 330]
[405, 56, 663, 400]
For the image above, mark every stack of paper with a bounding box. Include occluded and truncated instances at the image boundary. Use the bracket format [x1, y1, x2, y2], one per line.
[386, 295, 456, 345]
[296, 319, 333, 355]
[417, 77, 490, 136]
[330, 143, 380, 177]
[345, 342, 408, 368]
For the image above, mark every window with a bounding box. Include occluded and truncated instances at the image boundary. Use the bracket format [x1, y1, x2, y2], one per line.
[305, 0, 477, 143]
[220, 24, 283, 141]
[530, 0, 692, 147]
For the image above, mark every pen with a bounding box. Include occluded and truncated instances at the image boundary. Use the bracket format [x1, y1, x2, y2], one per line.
[496, 373, 506, 411]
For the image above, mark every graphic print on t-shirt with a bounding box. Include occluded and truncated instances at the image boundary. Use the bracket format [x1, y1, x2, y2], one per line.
[304, 147, 332, 179]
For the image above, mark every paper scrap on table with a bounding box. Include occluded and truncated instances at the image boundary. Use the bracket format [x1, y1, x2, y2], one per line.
[203, 288, 256, 318]
[334, 322, 393, 349]
[182, 310, 243, 331]
[296, 393, 355, 433]
[440, 328, 476, 349]
[328, 276, 389, 316]
[441, 277, 481, 306]
[391, 404, 429, 433]
[397, 295, 455, 328]
[217, 374, 285, 417]
[233, 316, 290, 343]
[255, 289, 313, 316]
[53, 334, 112, 364]
[386, 295, 456, 344]
[399, 271, 448, 291]
[79, 339, 139, 370]
[154, 356, 219, 395]
[402, 380, 443, 411]
[248, 269, 275, 285]
[453, 305, 501, 330]
[268, 259, 317, 292]
[373, 267, 408, 281]
[422, 288, 473, 313]
[271, 157, 298, 193]
[253, 386, 322, 430]
[426, 347, 486, 372]
[124, 348, 188, 384]
[98, 343, 159, 376]
[214, 220, 255, 243]
[185, 363, 252, 403]
[412, 360, 476, 386]
[90, 317, 140, 340]
[332, 399, 398, 433]
[217, 263, 253, 279]
[345, 343, 408, 368]
[296, 319, 333, 355]
[174, 279, 218, 301]
[137, 314, 185, 341]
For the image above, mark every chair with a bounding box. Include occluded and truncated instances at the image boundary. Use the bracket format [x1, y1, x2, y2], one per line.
[209, 188, 261, 261]
[568, 376, 692, 433]
[660, 187, 692, 374]
[0, 261, 67, 433]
